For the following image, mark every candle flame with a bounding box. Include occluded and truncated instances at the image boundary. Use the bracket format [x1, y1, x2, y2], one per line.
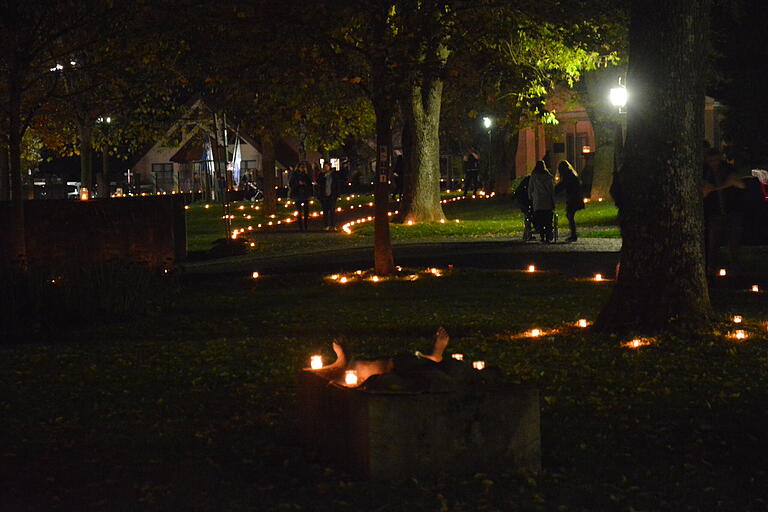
[733, 315, 743, 324]
[251, 271, 259, 279]
[310, 355, 323, 370]
[719, 268, 727, 276]
[344, 370, 358, 386]
[577, 319, 588, 328]
[472, 361, 485, 370]
[527, 265, 536, 273]
[530, 328, 542, 337]
[452, 353, 464, 361]
[752, 285, 760, 293]
[734, 330, 747, 340]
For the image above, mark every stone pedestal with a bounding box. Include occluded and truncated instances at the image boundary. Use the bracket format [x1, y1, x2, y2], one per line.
[298, 370, 540, 480]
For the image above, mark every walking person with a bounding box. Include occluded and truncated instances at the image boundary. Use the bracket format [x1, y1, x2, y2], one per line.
[463, 149, 481, 196]
[317, 162, 341, 230]
[513, 175, 534, 241]
[555, 160, 585, 242]
[527, 160, 555, 243]
[290, 162, 313, 231]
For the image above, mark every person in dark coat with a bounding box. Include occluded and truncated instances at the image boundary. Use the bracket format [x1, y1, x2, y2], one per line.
[391, 154, 405, 200]
[463, 149, 481, 197]
[317, 162, 341, 230]
[527, 160, 555, 243]
[289, 162, 313, 231]
[555, 160, 585, 242]
[702, 149, 746, 274]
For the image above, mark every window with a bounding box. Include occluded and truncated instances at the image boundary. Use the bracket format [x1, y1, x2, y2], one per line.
[152, 163, 174, 192]
[241, 160, 259, 170]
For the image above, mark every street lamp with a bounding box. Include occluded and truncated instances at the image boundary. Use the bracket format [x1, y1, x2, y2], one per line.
[609, 86, 628, 109]
[483, 117, 493, 191]
[609, 77, 627, 181]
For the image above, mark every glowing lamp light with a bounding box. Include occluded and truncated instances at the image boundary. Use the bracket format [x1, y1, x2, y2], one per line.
[594, 273, 603, 282]
[733, 315, 743, 324]
[452, 353, 464, 361]
[609, 86, 628, 108]
[577, 319, 588, 328]
[251, 271, 259, 279]
[751, 285, 760, 293]
[482, 116, 493, 129]
[530, 328, 542, 337]
[734, 330, 747, 340]
[79, 187, 89, 201]
[718, 268, 727, 277]
[472, 361, 486, 370]
[344, 370, 359, 386]
[527, 265, 536, 273]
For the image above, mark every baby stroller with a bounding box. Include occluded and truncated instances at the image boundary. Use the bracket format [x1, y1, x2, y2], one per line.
[246, 181, 264, 202]
[522, 205, 558, 243]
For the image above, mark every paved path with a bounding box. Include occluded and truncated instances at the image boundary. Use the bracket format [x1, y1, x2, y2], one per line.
[183, 237, 623, 278]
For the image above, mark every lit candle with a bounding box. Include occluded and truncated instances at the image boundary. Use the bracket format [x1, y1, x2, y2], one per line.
[530, 328, 541, 337]
[752, 285, 760, 293]
[734, 330, 746, 340]
[733, 315, 743, 324]
[577, 319, 588, 328]
[452, 353, 464, 361]
[527, 265, 536, 273]
[340, 277, 348, 284]
[629, 339, 642, 348]
[594, 273, 603, 281]
[371, 275, 379, 282]
[251, 271, 259, 279]
[330, 274, 339, 280]
[407, 220, 413, 226]
[719, 269, 727, 277]
[472, 361, 485, 370]
[79, 187, 89, 201]
[344, 370, 359, 386]
[310, 355, 323, 370]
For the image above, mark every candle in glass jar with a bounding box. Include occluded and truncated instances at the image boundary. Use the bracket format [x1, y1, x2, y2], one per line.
[344, 370, 358, 386]
[310, 355, 323, 370]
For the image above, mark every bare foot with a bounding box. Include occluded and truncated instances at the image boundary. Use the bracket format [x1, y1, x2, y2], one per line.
[418, 327, 450, 362]
[330, 340, 347, 368]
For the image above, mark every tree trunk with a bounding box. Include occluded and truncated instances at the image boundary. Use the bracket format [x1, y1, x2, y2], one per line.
[0, 146, 9, 201]
[494, 119, 519, 195]
[261, 132, 278, 217]
[400, 117, 413, 200]
[400, 79, 445, 223]
[373, 99, 395, 275]
[582, 66, 625, 200]
[99, 147, 109, 198]
[596, 0, 711, 334]
[79, 123, 93, 193]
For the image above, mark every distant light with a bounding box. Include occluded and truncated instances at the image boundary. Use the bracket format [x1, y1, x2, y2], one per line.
[609, 86, 628, 108]
[734, 330, 747, 340]
[472, 361, 485, 370]
[452, 353, 464, 361]
[527, 265, 536, 273]
[344, 370, 358, 386]
[718, 269, 727, 277]
[733, 315, 743, 324]
[530, 328, 542, 337]
[482, 116, 493, 129]
[310, 355, 323, 370]
[577, 319, 588, 328]
[751, 284, 759, 293]
[251, 271, 259, 279]
[594, 273, 603, 282]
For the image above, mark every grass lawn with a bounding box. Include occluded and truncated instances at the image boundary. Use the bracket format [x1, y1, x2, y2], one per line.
[3, 268, 768, 511]
[188, 194, 620, 260]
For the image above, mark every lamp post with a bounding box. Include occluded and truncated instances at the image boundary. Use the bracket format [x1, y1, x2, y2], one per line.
[609, 78, 628, 175]
[483, 116, 493, 190]
[97, 116, 112, 198]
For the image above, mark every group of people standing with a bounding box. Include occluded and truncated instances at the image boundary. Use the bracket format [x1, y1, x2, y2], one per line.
[288, 162, 343, 231]
[514, 160, 585, 243]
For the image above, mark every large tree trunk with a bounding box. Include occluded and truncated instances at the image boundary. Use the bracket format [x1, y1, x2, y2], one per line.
[98, 147, 109, 198]
[596, 0, 711, 334]
[261, 132, 278, 217]
[0, 146, 9, 201]
[400, 116, 413, 201]
[493, 117, 520, 195]
[7, 73, 27, 268]
[372, 98, 395, 275]
[79, 123, 93, 193]
[582, 66, 625, 200]
[400, 79, 445, 223]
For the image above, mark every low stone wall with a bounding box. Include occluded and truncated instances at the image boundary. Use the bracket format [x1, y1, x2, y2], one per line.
[298, 370, 541, 480]
[0, 196, 186, 269]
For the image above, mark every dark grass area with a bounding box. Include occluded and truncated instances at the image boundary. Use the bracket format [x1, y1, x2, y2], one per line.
[3, 269, 768, 511]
